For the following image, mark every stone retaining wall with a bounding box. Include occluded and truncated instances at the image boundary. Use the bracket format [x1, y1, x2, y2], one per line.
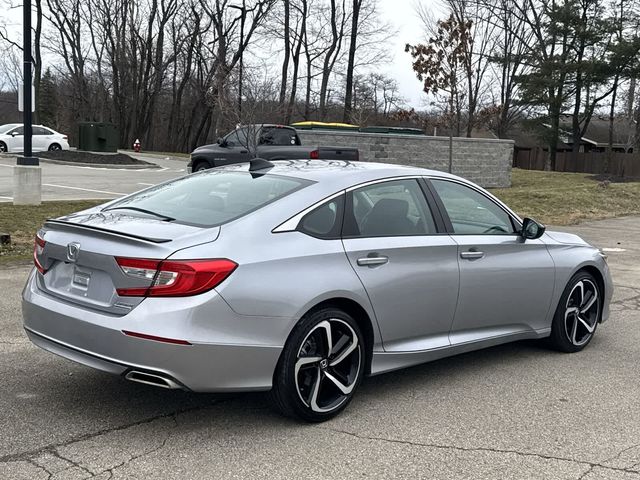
[298, 130, 514, 188]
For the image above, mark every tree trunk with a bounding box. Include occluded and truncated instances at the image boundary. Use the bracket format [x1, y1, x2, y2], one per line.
[606, 75, 619, 175]
[278, 0, 290, 118]
[342, 0, 360, 123]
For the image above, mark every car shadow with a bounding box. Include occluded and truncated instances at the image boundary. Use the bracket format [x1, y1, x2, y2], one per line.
[24, 338, 563, 428]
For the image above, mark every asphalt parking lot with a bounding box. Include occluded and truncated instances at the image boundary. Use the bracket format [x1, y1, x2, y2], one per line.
[1, 216, 639, 479]
[0, 153, 186, 202]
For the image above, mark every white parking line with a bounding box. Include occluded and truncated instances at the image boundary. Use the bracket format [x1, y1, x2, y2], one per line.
[43, 183, 127, 195]
[0, 196, 13, 200]
[137, 182, 154, 186]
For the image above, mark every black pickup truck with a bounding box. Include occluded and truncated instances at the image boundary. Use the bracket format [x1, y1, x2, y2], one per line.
[187, 124, 359, 172]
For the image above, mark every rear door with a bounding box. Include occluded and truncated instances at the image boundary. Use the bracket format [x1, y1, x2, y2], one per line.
[341, 178, 459, 352]
[427, 178, 555, 341]
[32, 126, 48, 151]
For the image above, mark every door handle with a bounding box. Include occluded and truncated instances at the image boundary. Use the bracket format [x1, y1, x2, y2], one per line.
[357, 255, 389, 267]
[460, 250, 485, 260]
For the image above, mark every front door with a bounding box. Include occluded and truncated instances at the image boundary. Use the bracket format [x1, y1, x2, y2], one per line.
[341, 178, 459, 352]
[428, 178, 555, 344]
[220, 127, 252, 164]
[7, 126, 24, 152]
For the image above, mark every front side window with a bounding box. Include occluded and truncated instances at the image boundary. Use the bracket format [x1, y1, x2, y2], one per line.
[104, 171, 310, 227]
[431, 179, 515, 235]
[225, 127, 249, 147]
[344, 179, 437, 237]
[9, 127, 24, 136]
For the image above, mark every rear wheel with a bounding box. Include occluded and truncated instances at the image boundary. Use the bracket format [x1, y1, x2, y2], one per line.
[549, 271, 601, 352]
[0, 141, 7, 153]
[48, 143, 61, 151]
[271, 307, 364, 422]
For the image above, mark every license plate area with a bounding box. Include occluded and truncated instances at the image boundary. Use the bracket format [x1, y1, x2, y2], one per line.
[72, 268, 91, 289]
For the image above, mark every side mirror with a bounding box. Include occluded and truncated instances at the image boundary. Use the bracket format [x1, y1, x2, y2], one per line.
[521, 217, 546, 240]
[11, 132, 17, 137]
[217, 137, 227, 147]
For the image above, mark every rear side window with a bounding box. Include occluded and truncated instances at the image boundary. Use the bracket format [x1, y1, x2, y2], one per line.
[106, 171, 310, 227]
[259, 127, 300, 146]
[344, 179, 437, 237]
[298, 195, 344, 239]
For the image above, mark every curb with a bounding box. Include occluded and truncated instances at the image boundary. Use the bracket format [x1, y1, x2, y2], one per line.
[38, 158, 160, 169]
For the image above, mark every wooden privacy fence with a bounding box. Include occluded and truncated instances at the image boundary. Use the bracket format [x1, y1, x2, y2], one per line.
[514, 148, 640, 178]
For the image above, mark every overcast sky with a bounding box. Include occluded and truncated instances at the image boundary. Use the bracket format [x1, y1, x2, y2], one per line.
[1, 0, 444, 108]
[378, 0, 444, 108]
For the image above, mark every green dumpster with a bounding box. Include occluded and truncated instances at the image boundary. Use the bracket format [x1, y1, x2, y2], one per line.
[359, 126, 425, 135]
[78, 122, 119, 152]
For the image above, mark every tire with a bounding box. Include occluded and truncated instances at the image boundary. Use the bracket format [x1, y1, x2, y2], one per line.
[0, 141, 7, 153]
[48, 143, 61, 151]
[194, 162, 210, 172]
[271, 307, 365, 422]
[549, 271, 602, 353]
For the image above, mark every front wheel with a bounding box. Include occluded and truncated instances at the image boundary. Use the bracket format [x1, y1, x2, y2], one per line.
[271, 307, 365, 422]
[549, 271, 602, 352]
[194, 162, 210, 172]
[0, 141, 7, 153]
[48, 143, 62, 151]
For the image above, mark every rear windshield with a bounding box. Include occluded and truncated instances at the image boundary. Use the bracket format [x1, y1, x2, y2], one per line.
[105, 170, 310, 227]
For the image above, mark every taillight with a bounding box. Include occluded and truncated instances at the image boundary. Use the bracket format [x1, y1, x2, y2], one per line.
[62, 135, 68, 140]
[115, 258, 237, 297]
[310, 149, 320, 159]
[33, 235, 46, 274]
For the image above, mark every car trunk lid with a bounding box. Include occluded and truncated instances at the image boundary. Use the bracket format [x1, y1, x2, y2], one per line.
[35, 212, 219, 315]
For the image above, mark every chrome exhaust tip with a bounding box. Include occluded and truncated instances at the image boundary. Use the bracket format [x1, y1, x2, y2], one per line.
[125, 370, 182, 389]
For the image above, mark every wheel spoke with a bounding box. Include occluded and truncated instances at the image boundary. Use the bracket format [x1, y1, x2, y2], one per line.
[323, 370, 356, 395]
[577, 315, 597, 334]
[317, 320, 333, 357]
[295, 356, 322, 378]
[330, 333, 358, 367]
[570, 314, 579, 344]
[309, 367, 323, 412]
[580, 290, 598, 314]
[573, 281, 585, 307]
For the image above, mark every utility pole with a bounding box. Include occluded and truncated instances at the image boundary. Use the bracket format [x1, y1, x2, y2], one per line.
[14, 0, 42, 205]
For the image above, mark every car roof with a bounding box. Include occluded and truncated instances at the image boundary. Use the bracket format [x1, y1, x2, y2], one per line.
[219, 159, 460, 189]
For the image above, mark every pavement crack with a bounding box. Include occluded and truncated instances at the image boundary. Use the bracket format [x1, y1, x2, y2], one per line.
[0, 401, 222, 465]
[92, 412, 178, 479]
[50, 448, 96, 477]
[27, 458, 53, 480]
[318, 426, 640, 477]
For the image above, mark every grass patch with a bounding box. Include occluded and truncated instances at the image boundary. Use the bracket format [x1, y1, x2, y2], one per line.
[0, 200, 104, 264]
[490, 168, 640, 226]
[0, 169, 638, 264]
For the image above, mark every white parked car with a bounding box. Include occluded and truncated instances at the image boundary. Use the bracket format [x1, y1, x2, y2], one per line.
[0, 123, 70, 153]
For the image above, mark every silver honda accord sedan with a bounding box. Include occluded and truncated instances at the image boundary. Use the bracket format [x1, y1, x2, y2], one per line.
[23, 159, 612, 421]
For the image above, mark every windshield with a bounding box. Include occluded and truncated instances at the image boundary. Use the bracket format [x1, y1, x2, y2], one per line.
[0, 124, 20, 134]
[105, 170, 310, 227]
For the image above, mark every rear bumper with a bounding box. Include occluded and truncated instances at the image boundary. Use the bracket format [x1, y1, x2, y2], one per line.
[22, 270, 291, 392]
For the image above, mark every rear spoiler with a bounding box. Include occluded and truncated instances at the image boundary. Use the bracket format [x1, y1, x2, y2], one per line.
[44, 219, 172, 244]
